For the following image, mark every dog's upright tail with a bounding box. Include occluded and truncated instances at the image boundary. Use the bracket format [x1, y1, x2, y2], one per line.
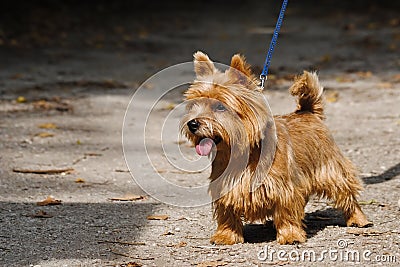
[289, 71, 324, 120]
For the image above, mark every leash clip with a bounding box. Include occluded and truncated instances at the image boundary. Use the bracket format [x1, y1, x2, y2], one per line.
[260, 74, 267, 90]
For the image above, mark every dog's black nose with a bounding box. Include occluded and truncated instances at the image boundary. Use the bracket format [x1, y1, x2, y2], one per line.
[187, 119, 200, 133]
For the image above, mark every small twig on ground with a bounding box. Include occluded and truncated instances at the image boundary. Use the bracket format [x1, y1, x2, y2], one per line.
[115, 169, 130, 173]
[12, 168, 74, 174]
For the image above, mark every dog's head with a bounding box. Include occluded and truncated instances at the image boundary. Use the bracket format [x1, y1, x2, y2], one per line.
[181, 51, 271, 157]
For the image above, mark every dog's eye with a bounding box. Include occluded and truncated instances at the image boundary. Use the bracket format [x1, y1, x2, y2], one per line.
[215, 103, 226, 112]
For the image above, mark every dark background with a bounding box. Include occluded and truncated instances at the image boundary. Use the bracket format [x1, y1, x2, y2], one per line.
[1, 0, 398, 50]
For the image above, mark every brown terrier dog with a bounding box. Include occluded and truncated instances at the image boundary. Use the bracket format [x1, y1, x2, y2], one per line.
[181, 51, 372, 245]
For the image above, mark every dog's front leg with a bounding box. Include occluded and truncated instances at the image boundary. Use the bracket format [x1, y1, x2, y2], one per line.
[210, 203, 244, 245]
[273, 203, 307, 245]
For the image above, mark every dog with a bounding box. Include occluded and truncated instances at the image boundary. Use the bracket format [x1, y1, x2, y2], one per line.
[181, 51, 372, 245]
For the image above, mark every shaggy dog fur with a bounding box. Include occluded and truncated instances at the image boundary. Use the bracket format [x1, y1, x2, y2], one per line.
[181, 51, 372, 245]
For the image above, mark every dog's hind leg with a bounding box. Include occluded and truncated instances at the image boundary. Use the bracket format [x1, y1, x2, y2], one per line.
[321, 160, 373, 228]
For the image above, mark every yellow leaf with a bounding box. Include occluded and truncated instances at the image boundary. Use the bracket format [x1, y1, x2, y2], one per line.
[75, 178, 85, 183]
[16, 96, 26, 103]
[359, 199, 377, 205]
[147, 214, 169, 220]
[36, 132, 54, 138]
[325, 91, 339, 103]
[38, 123, 57, 129]
[336, 76, 354, 83]
[76, 140, 82, 145]
[164, 103, 176, 110]
[36, 196, 62, 206]
[110, 195, 146, 201]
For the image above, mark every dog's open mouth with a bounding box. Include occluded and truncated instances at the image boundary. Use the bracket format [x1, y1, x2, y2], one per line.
[195, 136, 221, 156]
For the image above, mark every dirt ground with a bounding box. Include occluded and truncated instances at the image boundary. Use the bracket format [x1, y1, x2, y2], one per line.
[0, 1, 399, 266]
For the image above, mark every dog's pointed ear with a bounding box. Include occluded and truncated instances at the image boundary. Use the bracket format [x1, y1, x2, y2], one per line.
[228, 54, 254, 84]
[229, 54, 253, 77]
[193, 51, 216, 77]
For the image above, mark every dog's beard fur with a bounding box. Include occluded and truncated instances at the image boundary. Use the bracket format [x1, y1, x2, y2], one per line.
[181, 51, 372, 245]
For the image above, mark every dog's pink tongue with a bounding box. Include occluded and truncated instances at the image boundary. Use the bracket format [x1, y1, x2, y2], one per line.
[195, 138, 214, 156]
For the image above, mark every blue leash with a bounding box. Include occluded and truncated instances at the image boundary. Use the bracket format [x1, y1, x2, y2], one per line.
[260, 0, 288, 89]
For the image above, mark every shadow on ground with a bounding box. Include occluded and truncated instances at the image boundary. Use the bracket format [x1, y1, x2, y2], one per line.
[362, 162, 400, 185]
[0, 201, 158, 266]
[244, 208, 345, 243]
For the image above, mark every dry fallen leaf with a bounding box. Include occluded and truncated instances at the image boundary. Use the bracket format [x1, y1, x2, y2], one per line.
[16, 96, 26, 103]
[29, 210, 53, 218]
[13, 168, 74, 175]
[143, 83, 154, 89]
[162, 231, 175, 236]
[37, 196, 62, 206]
[336, 76, 354, 83]
[162, 103, 176, 110]
[35, 132, 54, 138]
[33, 100, 52, 109]
[75, 178, 85, 183]
[359, 199, 378, 205]
[123, 262, 142, 267]
[325, 91, 339, 103]
[147, 214, 169, 220]
[114, 169, 130, 173]
[38, 123, 57, 129]
[110, 195, 146, 201]
[166, 241, 187, 248]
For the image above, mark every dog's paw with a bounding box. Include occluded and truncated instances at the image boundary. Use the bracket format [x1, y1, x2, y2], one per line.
[346, 209, 373, 228]
[276, 226, 307, 245]
[210, 230, 244, 245]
